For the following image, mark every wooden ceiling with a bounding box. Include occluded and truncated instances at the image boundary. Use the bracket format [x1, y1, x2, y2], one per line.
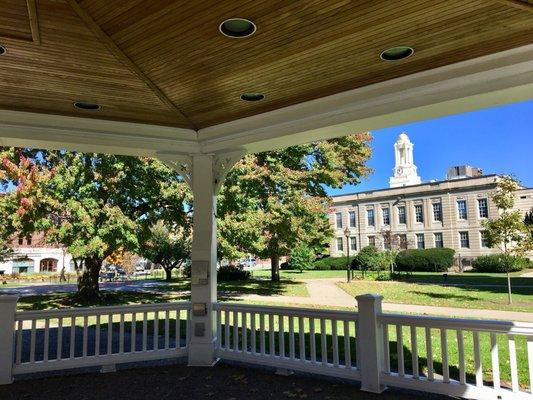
[0, 0, 532, 130]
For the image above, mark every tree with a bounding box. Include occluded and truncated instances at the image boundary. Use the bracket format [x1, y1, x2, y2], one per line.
[351, 245, 388, 278]
[0, 148, 190, 300]
[218, 133, 372, 281]
[289, 244, 315, 273]
[139, 221, 191, 281]
[377, 229, 411, 276]
[483, 176, 533, 304]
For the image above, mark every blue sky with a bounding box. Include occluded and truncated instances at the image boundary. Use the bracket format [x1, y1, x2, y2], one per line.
[326, 100, 533, 196]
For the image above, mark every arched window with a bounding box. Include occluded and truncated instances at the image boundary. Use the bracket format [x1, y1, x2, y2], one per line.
[40, 258, 58, 272]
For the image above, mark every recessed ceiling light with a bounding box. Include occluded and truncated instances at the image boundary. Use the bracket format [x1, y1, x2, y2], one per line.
[380, 46, 414, 61]
[0, 45, 6, 56]
[73, 101, 101, 111]
[219, 18, 256, 38]
[240, 93, 265, 102]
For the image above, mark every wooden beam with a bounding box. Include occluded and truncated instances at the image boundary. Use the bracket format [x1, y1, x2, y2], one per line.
[26, 0, 40, 44]
[493, 0, 533, 12]
[66, 0, 197, 130]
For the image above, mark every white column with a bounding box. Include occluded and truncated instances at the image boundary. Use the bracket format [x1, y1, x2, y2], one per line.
[188, 154, 218, 366]
[356, 294, 386, 393]
[0, 295, 18, 384]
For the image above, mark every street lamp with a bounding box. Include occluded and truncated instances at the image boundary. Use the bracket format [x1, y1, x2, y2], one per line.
[344, 227, 351, 282]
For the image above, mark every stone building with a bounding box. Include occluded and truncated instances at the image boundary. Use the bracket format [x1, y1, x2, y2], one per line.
[329, 133, 533, 259]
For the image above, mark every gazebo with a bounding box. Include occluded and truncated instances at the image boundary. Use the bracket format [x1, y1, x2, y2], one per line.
[0, 1, 532, 398]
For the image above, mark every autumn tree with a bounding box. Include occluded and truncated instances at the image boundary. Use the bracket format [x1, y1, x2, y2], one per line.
[218, 133, 372, 281]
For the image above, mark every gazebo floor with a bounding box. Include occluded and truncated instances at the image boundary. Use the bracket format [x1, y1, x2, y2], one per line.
[0, 362, 455, 400]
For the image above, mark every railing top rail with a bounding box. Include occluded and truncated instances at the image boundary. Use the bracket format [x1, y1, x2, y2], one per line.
[379, 312, 533, 335]
[214, 302, 358, 320]
[15, 301, 192, 320]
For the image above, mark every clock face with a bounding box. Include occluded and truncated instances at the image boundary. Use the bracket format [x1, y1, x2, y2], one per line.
[396, 167, 403, 175]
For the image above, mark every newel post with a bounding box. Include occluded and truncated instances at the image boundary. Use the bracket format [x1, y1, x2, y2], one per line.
[356, 294, 386, 393]
[0, 295, 18, 384]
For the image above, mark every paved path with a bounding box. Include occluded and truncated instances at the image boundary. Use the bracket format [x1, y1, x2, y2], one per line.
[241, 278, 533, 322]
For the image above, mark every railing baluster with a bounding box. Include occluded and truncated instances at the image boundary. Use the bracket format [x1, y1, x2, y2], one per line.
[70, 317, 76, 359]
[508, 335, 519, 393]
[107, 314, 113, 355]
[130, 313, 136, 353]
[490, 333, 500, 390]
[528, 337, 533, 394]
[440, 328, 449, 383]
[473, 331, 482, 387]
[259, 313, 265, 355]
[233, 311, 239, 352]
[425, 327, 433, 381]
[396, 325, 404, 377]
[250, 312, 256, 355]
[278, 314, 284, 358]
[242, 312, 248, 353]
[269, 313, 275, 356]
[30, 319, 36, 363]
[154, 311, 159, 351]
[332, 319, 339, 367]
[185, 309, 190, 346]
[82, 315, 88, 358]
[142, 312, 148, 352]
[95, 314, 101, 356]
[457, 329, 465, 385]
[16, 320, 22, 364]
[224, 310, 230, 350]
[43, 318, 50, 362]
[344, 319, 351, 369]
[216, 309, 222, 349]
[57, 317, 63, 360]
[310, 318, 316, 364]
[119, 313, 125, 354]
[164, 310, 170, 350]
[321, 318, 327, 365]
[299, 316, 305, 362]
[176, 310, 181, 349]
[410, 325, 418, 379]
[289, 316, 295, 360]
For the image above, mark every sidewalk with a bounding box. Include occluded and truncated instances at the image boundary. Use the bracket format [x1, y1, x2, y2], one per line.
[240, 278, 533, 322]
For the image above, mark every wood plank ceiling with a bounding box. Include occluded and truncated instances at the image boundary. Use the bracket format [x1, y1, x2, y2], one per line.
[0, 0, 532, 130]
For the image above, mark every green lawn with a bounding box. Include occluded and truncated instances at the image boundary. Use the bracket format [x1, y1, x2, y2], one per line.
[338, 279, 533, 313]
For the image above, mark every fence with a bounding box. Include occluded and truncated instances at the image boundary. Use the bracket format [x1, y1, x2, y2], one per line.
[1, 294, 532, 399]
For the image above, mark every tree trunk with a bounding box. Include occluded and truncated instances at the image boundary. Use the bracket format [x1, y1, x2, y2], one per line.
[77, 257, 102, 301]
[271, 254, 280, 282]
[164, 267, 173, 281]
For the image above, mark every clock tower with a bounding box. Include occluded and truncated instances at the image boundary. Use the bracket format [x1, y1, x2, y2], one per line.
[389, 132, 422, 188]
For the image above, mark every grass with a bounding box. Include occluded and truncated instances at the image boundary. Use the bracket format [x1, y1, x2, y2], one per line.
[338, 279, 533, 313]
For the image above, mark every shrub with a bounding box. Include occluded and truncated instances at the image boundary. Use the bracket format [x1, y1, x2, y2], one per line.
[312, 256, 355, 270]
[395, 248, 455, 272]
[280, 261, 293, 270]
[217, 265, 251, 281]
[289, 245, 315, 272]
[351, 246, 383, 271]
[472, 254, 531, 273]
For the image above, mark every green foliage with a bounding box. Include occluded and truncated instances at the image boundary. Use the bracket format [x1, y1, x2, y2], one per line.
[289, 244, 315, 272]
[217, 265, 251, 281]
[395, 248, 455, 272]
[472, 254, 531, 273]
[312, 256, 355, 270]
[139, 221, 191, 281]
[350, 246, 390, 277]
[217, 132, 372, 281]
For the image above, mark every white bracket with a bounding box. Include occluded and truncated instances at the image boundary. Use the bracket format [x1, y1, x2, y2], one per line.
[157, 152, 193, 189]
[213, 150, 245, 194]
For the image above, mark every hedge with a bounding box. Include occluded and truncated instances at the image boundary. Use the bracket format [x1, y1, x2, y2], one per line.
[312, 256, 355, 270]
[395, 248, 455, 272]
[472, 254, 531, 273]
[217, 265, 251, 281]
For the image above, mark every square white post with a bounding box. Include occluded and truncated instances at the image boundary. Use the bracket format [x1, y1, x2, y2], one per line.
[356, 294, 386, 393]
[188, 154, 218, 366]
[0, 295, 18, 384]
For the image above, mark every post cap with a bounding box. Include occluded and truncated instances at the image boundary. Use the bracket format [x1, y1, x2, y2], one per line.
[355, 293, 383, 302]
[0, 295, 19, 303]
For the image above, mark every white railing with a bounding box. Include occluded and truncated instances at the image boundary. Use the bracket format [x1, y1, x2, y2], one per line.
[11, 301, 191, 375]
[379, 313, 533, 400]
[213, 303, 360, 380]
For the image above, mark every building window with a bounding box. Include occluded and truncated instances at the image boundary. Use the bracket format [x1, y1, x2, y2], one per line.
[398, 206, 406, 224]
[349, 211, 356, 228]
[350, 237, 357, 251]
[18, 235, 24, 245]
[336, 212, 342, 229]
[368, 236, 376, 247]
[414, 204, 424, 223]
[367, 209, 375, 226]
[26, 236, 32, 245]
[434, 232, 443, 248]
[459, 231, 470, 248]
[457, 200, 468, 220]
[399, 234, 408, 249]
[432, 202, 442, 222]
[382, 207, 390, 225]
[478, 198, 488, 219]
[383, 237, 391, 250]
[416, 233, 425, 249]
[336, 237, 343, 252]
[480, 231, 489, 248]
[40, 258, 57, 272]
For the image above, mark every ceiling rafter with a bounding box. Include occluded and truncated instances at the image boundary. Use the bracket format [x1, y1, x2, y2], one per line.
[66, 0, 198, 130]
[26, 0, 40, 44]
[493, 0, 533, 12]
